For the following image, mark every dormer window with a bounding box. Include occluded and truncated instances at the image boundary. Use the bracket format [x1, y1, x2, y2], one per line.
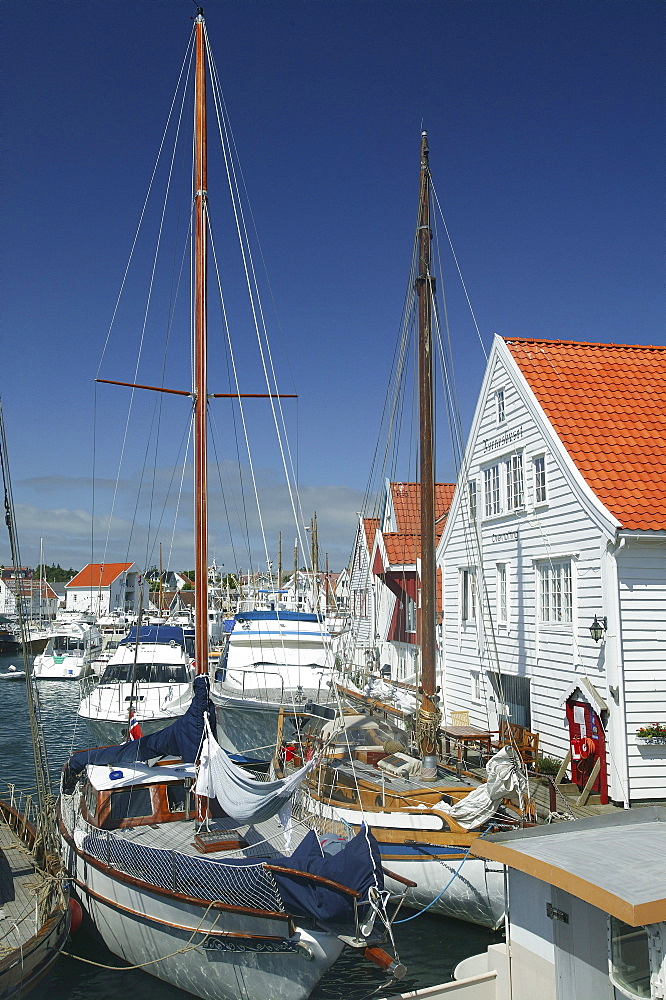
[496, 389, 505, 425]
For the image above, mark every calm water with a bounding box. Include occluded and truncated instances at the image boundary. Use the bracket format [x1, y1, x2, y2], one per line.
[1, 655, 499, 1000]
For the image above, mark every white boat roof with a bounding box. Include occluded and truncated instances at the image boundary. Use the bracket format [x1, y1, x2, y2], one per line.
[472, 805, 666, 926]
[87, 760, 196, 791]
[107, 643, 189, 664]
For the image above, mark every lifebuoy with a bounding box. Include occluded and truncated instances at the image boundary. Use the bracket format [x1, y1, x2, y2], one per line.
[579, 736, 596, 759]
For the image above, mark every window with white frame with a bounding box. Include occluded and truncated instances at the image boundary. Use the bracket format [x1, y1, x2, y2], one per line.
[538, 560, 572, 624]
[533, 454, 547, 504]
[471, 670, 482, 701]
[484, 465, 501, 517]
[352, 589, 368, 618]
[468, 480, 477, 523]
[405, 595, 416, 633]
[506, 453, 524, 510]
[496, 563, 508, 625]
[461, 568, 477, 622]
[496, 389, 505, 424]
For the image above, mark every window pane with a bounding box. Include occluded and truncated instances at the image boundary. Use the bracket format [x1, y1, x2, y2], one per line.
[497, 564, 507, 624]
[610, 917, 651, 999]
[109, 786, 153, 821]
[534, 455, 546, 504]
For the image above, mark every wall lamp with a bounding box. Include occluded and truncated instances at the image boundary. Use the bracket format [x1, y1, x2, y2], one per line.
[589, 615, 608, 643]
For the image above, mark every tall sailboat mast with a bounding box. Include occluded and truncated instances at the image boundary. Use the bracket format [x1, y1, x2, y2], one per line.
[416, 131, 440, 779]
[193, 8, 209, 675]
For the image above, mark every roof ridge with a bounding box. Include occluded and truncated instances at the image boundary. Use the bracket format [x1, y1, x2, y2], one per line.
[504, 337, 666, 353]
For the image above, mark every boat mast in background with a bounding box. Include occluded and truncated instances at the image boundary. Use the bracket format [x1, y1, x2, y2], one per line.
[416, 131, 441, 780]
[193, 8, 209, 677]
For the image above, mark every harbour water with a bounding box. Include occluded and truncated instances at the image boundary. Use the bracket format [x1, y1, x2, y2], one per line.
[2, 655, 499, 1000]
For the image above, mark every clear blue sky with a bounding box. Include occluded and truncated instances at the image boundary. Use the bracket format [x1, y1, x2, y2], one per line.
[1, 0, 663, 575]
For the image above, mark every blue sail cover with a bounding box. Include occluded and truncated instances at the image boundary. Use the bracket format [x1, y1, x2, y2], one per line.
[268, 827, 384, 931]
[119, 624, 193, 647]
[65, 674, 215, 778]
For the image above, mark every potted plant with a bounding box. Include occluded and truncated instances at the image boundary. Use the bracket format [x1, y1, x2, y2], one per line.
[636, 723, 666, 745]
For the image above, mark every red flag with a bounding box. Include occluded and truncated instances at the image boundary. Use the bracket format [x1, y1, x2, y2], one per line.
[128, 711, 143, 741]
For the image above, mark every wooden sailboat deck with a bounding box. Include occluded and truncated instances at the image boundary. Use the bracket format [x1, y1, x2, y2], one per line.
[0, 816, 43, 954]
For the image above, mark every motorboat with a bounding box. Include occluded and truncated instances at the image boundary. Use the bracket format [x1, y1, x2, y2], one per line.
[77, 624, 195, 743]
[210, 609, 335, 756]
[33, 619, 102, 680]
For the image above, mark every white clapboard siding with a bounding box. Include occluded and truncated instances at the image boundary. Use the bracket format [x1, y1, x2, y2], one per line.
[617, 543, 666, 799]
[438, 339, 626, 797]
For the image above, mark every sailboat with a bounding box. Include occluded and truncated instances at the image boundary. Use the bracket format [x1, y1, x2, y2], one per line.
[293, 133, 530, 929]
[0, 399, 71, 997]
[57, 12, 406, 999]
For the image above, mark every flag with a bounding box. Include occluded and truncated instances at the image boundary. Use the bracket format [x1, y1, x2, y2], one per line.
[128, 711, 143, 741]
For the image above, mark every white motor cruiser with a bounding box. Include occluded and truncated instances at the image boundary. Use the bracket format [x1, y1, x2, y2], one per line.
[77, 624, 195, 743]
[210, 610, 335, 756]
[33, 620, 102, 680]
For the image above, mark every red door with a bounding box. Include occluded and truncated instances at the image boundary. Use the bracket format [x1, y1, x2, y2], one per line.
[565, 699, 608, 804]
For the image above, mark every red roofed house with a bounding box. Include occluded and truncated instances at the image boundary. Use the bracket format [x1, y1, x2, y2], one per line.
[438, 335, 666, 806]
[341, 481, 454, 683]
[65, 562, 148, 616]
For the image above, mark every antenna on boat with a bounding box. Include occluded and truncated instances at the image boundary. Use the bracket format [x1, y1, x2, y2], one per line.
[415, 129, 441, 781]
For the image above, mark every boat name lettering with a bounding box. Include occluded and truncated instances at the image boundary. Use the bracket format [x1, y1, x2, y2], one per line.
[483, 427, 523, 452]
[201, 936, 298, 954]
[491, 531, 518, 544]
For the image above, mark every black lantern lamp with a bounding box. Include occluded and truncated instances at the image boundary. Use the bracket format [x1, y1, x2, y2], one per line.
[589, 615, 608, 643]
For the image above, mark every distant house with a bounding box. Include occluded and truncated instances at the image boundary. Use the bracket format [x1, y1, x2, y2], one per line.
[0, 569, 59, 619]
[340, 481, 454, 679]
[439, 336, 666, 806]
[65, 562, 148, 616]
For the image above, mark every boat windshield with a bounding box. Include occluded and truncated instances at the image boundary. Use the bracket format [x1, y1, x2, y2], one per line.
[54, 637, 85, 652]
[100, 662, 189, 684]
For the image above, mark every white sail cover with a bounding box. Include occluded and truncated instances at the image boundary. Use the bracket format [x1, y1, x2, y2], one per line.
[195, 717, 317, 836]
[439, 746, 527, 831]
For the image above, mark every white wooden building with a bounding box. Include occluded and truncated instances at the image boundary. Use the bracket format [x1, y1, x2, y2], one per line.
[65, 562, 148, 616]
[438, 336, 666, 806]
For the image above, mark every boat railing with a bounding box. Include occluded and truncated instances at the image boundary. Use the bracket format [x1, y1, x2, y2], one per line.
[2, 782, 39, 845]
[218, 667, 286, 704]
[79, 678, 188, 718]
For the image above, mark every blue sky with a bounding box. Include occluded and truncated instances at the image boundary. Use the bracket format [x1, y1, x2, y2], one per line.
[1, 0, 663, 575]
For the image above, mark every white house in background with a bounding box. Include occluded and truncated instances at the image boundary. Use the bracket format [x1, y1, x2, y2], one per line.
[439, 336, 666, 807]
[0, 570, 59, 619]
[65, 562, 148, 616]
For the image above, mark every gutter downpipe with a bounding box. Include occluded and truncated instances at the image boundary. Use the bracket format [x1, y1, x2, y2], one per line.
[607, 534, 630, 808]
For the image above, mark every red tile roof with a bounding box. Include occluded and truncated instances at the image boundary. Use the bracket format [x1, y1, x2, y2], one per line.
[383, 533, 420, 566]
[362, 517, 380, 552]
[505, 338, 666, 531]
[390, 483, 456, 537]
[66, 562, 134, 589]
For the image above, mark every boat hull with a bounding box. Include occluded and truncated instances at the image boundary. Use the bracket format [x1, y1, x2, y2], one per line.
[298, 794, 504, 929]
[61, 835, 345, 1000]
[80, 713, 181, 745]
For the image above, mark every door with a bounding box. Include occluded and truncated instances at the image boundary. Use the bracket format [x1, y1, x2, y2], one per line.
[565, 698, 608, 804]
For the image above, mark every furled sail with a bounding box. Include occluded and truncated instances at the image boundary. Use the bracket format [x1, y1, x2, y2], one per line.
[438, 747, 527, 830]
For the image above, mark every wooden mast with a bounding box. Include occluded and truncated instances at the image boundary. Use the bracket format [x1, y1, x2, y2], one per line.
[416, 130, 440, 779]
[194, 9, 209, 675]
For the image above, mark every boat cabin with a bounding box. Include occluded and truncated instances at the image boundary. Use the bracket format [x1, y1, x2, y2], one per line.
[79, 762, 197, 831]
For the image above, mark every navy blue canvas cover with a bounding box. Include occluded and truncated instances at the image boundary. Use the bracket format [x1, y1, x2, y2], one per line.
[270, 827, 383, 931]
[119, 624, 193, 647]
[65, 674, 215, 778]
